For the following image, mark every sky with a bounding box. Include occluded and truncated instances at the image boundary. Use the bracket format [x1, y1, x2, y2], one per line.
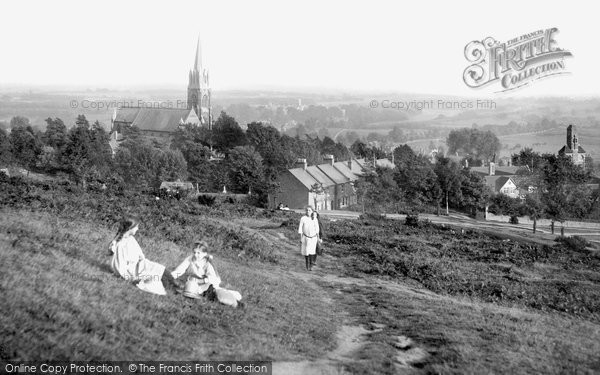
[0, 0, 598, 97]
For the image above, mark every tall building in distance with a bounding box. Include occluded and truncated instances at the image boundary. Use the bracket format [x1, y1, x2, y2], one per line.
[187, 37, 212, 128]
[558, 124, 586, 167]
[110, 36, 211, 143]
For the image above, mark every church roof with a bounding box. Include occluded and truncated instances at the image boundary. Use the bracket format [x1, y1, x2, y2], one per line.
[114, 107, 140, 123]
[113, 107, 198, 132]
[558, 145, 586, 154]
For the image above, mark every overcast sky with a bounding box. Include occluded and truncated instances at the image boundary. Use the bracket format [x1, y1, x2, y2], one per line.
[0, 0, 598, 97]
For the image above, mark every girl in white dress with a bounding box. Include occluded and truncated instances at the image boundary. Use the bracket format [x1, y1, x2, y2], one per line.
[298, 205, 320, 271]
[172, 240, 243, 307]
[171, 240, 221, 297]
[109, 217, 167, 295]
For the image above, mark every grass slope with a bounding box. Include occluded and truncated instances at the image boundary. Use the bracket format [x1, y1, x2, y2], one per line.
[1, 176, 600, 373]
[0, 210, 337, 361]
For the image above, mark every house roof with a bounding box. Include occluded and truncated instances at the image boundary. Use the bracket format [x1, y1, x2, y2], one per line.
[347, 158, 367, 176]
[160, 181, 195, 190]
[332, 161, 359, 180]
[288, 168, 321, 190]
[114, 107, 199, 132]
[484, 176, 512, 192]
[317, 164, 350, 184]
[286, 157, 395, 190]
[470, 166, 519, 176]
[558, 145, 586, 154]
[305, 165, 337, 187]
[376, 158, 395, 169]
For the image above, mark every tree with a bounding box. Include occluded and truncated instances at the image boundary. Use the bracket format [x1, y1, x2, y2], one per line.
[154, 149, 188, 187]
[459, 170, 491, 216]
[10, 116, 31, 129]
[245, 122, 287, 173]
[524, 195, 543, 233]
[0, 128, 12, 165]
[446, 128, 500, 162]
[44, 117, 68, 150]
[227, 145, 267, 204]
[388, 126, 406, 143]
[393, 145, 440, 210]
[539, 154, 589, 233]
[36, 146, 59, 170]
[212, 111, 247, 152]
[62, 116, 112, 188]
[115, 140, 187, 189]
[355, 166, 402, 214]
[511, 147, 544, 169]
[434, 156, 463, 215]
[9, 125, 42, 173]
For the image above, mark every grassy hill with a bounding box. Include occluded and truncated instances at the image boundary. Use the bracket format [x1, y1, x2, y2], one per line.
[1, 175, 600, 374]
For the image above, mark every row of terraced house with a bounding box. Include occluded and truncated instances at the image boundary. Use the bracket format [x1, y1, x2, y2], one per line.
[269, 156, 395, 211]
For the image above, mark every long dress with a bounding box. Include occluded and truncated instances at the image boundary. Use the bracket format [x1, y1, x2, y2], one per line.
[298, 215, 320, 256]
[171, 254, 222, 295]
[110, 235, 167, 295]
[172, 254, 243, 307]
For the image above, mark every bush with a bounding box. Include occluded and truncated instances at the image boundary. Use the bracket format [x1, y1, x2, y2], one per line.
[555, 235, 591, 252]
[198, 194, 216, 206]
[509, 215, 519, 224]
[358, 212, 386, 222]
[405, 214, 420, 227]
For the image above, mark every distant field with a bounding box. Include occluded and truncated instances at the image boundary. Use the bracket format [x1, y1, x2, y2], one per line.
[498, 127, 600, 159]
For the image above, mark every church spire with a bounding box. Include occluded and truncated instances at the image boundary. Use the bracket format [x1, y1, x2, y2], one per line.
[194, 35, 202, 72]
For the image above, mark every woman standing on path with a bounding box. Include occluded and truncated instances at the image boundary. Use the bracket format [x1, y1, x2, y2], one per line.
[313, 211, 324, 267]
[298, 205, 320, 271]
[109, 217, 168, 295]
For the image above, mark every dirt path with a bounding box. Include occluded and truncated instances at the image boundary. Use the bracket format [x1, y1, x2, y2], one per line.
[247, 223, 431, 374]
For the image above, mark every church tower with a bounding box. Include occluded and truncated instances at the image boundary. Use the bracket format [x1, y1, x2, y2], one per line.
[187, 37, 212, 128]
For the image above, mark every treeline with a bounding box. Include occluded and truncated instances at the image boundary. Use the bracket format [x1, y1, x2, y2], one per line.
[356, 145, 490, 216]
[357, 144, 599, 224]
[498, 148, 599, 223]
[0, 112, 362, 206]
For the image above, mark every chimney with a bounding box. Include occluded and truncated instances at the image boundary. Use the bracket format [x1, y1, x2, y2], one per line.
[347, 159, 352, 169]
[296, 158, 307, 171]
[489, 161, 495, 176]
[323, 154, 334, 166]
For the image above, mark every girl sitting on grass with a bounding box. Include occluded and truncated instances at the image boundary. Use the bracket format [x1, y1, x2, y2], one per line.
[171, 239, 221, 297]
[172, 240, 243, 307]
[108, 216, 167, 295]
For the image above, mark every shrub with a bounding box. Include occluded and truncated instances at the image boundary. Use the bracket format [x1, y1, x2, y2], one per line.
[198, 194, 216, 206]
[359, 212, 386, 222]
[555, 235, 591, 252]
[509, 215, 519, 224]
[405, 214, 420, 227]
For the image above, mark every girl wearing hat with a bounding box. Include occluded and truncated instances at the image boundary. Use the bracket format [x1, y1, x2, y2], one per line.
[109, 217, 167, 295]
[171, 240, 222, 298]
[298, 205, 320, 271]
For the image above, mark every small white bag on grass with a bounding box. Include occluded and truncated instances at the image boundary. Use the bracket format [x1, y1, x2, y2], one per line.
[215, 287, 243, 307]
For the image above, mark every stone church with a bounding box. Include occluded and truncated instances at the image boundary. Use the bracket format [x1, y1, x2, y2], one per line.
[110, 37, 212, 140]
[558, 124, 586, 167]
